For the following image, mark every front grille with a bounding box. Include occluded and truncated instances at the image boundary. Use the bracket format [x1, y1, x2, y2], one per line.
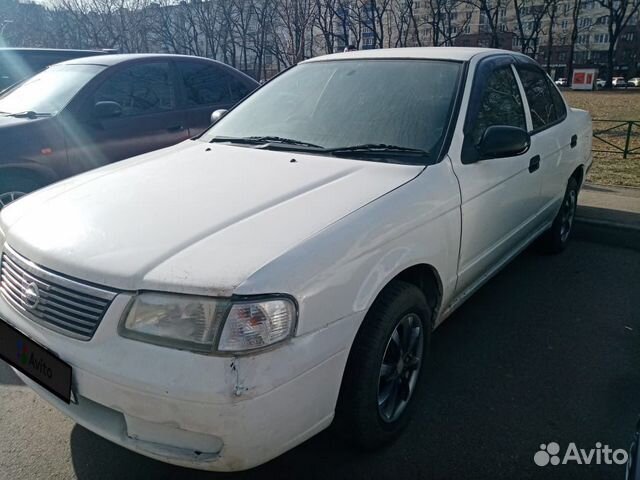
[0, 246, 118, 340]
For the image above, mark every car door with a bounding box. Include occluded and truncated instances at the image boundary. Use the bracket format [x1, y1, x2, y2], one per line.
[65, 60, 189, 175]
[175, 60, 255, 137]
[515, 63, 575, 222]
[450, 56, 543, 296]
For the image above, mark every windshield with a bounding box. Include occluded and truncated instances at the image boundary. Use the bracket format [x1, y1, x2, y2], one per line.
[0, 64, 104, 115]
[200, 59, 462, 160]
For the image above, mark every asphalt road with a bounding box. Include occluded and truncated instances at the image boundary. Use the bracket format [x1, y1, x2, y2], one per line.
[1, 229, 639, 480]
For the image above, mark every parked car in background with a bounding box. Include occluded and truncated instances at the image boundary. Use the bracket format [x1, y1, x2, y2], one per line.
[555, 77, 568, 87]
[596, 78, 606, 89]
[0, 53, 258, 208]
[612, 77, 628, 88]
[0, 48, 109, 92]
[0, 47, 592, 471]
[628, 77, 640, 87]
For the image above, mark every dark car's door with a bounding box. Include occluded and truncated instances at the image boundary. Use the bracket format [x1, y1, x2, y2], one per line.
[65, 60, 189, 175]
[175, 60, 256, 137]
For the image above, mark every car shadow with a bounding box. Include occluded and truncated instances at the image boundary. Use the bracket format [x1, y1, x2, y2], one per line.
[0, 361, 23, 386]
[69, 241, 640, 480]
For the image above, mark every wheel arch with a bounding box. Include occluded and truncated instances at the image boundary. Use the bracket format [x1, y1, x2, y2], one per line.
[0, 164, 58, 188]
[570, 164, 585, 188]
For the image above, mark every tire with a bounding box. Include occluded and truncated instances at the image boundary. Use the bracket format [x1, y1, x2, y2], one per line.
[0, 173, 43, 210]
[540, 177, 579, 254]
[335, 280, 432, 450]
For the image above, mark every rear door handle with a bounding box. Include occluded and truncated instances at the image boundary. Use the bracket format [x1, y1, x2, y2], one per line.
[570, 134, 578, 148]
[529, 155, 540, 173]
[167, 125, 184, 132]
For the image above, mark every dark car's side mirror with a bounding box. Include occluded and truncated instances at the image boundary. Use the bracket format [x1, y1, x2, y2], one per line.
[94, 101, 123, 119]
[210, 109, 228, 125]
[477, 125, 531, 160]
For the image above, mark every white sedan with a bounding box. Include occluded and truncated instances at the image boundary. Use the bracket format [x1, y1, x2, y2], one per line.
[0, 47, 592, 472]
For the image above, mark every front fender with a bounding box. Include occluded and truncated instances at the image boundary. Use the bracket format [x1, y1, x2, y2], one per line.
[236, 158, 462, 338]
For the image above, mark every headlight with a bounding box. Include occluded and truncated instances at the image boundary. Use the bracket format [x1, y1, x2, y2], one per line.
[120, 293, 296, 354]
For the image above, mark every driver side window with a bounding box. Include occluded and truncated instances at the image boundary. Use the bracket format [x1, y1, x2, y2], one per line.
[93, 62, 175, 117]
[471, 66, 526, 145]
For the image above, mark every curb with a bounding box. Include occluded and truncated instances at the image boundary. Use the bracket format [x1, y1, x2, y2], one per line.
[575, 216, 640, 233]
[574, 217, 640, 251]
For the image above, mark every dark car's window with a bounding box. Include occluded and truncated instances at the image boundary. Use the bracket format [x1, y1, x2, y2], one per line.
[0, 63, 104, 115]
[517, 67, 563, 131]
[200, 59, 461, 159]
[471, 66, 526, 145]
[178, 62, 251, 106]
[94, 62, 175, 116]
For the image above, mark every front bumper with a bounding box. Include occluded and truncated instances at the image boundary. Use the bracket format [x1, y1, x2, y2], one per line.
[1, 292, 360, 471]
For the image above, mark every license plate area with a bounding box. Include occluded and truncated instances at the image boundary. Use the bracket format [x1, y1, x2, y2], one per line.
[0, 318, 72, 403]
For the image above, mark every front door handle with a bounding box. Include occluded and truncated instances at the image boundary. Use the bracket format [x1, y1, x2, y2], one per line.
[167, 125, 184, 132]
[529, 155, 540, 173]
[570, 134, 578, 148]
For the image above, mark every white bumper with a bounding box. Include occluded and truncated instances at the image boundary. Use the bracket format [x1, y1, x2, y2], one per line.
[1, 293, 362, 471]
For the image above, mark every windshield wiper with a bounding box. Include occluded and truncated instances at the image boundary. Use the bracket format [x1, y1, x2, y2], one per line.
[325, 144, 429, 157]
[4, 111, 52, 118]
[210, 136, 324, 150]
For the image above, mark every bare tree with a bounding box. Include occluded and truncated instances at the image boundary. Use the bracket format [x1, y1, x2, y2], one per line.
[462, 0, 511, 48]
[513, 0, 552, 56]
[597, 0, 640, 87]
[544, 0, 558, 72]
[275, 0, 316, 64]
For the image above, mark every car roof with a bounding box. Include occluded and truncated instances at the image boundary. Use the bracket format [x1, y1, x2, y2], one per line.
[59, 53, 227, 67]
[303, 47, 526, 63]
[0, 47, 107, 55]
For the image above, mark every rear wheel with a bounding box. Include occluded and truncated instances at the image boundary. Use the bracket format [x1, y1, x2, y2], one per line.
[335, 280, 432, 449]
[540, 177, 579, 254]
[0, 174, 43, 211]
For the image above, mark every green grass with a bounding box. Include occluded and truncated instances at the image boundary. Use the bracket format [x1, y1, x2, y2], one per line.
[562, 90, 640, 187]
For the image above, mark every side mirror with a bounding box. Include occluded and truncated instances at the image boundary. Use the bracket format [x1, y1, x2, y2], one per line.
[210, 109, 228, 125]
[477, 125, 530, 160]
[94, 101, 122, 119]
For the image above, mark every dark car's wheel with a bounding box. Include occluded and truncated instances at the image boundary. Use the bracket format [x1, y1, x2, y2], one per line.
[540, 177, 579, 254]
[0, 174, 43, 210]
[335, 280, 432, 449]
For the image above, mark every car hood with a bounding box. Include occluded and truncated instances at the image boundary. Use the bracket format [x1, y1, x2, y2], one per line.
[1, 141, 423, 296]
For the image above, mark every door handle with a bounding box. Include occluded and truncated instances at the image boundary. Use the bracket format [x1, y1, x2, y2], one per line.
[529, 155, 540, 173]
[570, 134, 578, 148]
[167, 125, 184, 132]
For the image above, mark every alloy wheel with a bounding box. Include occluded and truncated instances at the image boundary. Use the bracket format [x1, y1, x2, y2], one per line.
[0, 191, 26, 210]
[559, 189, 577, 242]
[377, 313, 424, 423]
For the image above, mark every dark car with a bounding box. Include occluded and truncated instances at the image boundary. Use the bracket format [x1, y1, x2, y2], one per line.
[0, 48, 109, 91]
[0, 54, 258, 207]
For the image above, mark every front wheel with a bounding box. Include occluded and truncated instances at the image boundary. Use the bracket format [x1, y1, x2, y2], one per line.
[540, 177, 579, 254]
[0, 174, 43, 211]
[335, 280, 432, 449]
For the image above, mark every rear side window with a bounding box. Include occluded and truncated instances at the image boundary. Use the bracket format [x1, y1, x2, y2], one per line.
[177, 62, 251, 107]
[93, 62, 175, 116]
[471, 66, 526, 145]
[517, 67, 565, 131]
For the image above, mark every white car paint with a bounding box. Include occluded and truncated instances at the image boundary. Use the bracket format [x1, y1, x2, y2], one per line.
[0, 47, 592, 471]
